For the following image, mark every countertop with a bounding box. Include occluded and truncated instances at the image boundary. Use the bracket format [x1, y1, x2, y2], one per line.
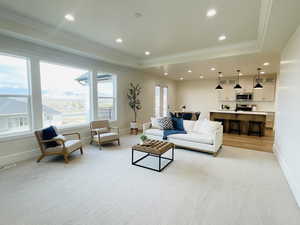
[210, 110, 268, 115]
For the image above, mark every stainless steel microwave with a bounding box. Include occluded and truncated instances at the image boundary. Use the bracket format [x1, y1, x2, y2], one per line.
[236, 93, 253, 101]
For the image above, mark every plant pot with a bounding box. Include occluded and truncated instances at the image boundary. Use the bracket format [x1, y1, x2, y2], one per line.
[130, 122, 137, 128]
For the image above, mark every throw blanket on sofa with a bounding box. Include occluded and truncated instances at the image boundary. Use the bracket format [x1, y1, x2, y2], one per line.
[163, 129, 187, 140]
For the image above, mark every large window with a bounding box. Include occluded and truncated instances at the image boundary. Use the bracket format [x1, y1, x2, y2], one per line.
[40, 62, 90, 127]
[155, 86, 161, 117]
[155, 85, 168, 117]
[0, 54, 31, 135]
[0, 51, 120, 138]
[97, 74, 116, 120]
[163, 87, 168, 117]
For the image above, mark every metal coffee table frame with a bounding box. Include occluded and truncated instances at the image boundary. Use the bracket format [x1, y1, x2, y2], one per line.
[131, 146, 174, 172]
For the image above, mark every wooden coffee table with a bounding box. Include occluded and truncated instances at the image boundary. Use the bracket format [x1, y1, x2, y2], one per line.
[132, 140, 175, 172]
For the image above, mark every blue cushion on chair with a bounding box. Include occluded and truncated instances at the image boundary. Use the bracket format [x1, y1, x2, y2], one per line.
[42, 126, 58, 148]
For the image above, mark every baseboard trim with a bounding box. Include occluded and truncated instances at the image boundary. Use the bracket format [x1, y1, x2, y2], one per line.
[0, 148, 40, 167]
[0, 136, 91, 167]
[120, 128, 130, 135]
[0, 130, 131, 167]
[273, 143, 300, 208]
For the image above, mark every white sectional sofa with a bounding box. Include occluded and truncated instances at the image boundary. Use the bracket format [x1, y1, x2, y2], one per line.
[143, 118, 223, 156]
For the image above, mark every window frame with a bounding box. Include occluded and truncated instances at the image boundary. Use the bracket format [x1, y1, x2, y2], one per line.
[155, 85, 168, 117]
[162, 86, 168, 117]
[0, 50, 121, 141]
[96, 73, 117, 121]
[155, 85, 161, 117]
[0, 52, 33, 138]
[39, 60, 92, 129]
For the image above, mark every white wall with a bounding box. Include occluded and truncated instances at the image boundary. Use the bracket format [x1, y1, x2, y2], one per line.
[176, 77, 276, 118]
[275, 26, 300, 207]
[0, 34, 176, 166]
[176, 79, 219, 118]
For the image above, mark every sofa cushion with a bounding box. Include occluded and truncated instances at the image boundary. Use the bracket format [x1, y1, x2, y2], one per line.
[150, 117, 162, 129]
[144, 129, 164, 137]
[47, 139, 82, 153]
[193, 119, 221, 135]
[93, 132, 119, 143]
[183, 120, 196, 132]
[163, 129, 187, 140]
[168, 133, 213, 145]
[157, 117, 174, 130]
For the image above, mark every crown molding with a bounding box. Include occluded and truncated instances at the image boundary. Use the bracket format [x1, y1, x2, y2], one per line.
[0, 6, 140, 69]
[140, 40, 260, 68]
[0, 1, 273, 69]
[257, 0, 273, 49]
[140, 0, 274, 68]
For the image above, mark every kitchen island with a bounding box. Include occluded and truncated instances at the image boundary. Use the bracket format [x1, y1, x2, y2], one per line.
[210, 110, 267, 136]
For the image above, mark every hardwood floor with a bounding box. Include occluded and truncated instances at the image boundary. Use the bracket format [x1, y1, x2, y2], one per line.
[223, 128, 274, 153]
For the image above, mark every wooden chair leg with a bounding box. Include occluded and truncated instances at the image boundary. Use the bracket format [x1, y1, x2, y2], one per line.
[80, 147, 83, 155]
[118, 139, 120, 145]
[63, 154, 69, 164]
[37, 154, 45, 163]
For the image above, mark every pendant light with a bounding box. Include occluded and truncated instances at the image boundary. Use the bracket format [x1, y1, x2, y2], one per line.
[215, 72, 223, 90]
[234, 69, 242, 89]
[254, 68, 264, 89]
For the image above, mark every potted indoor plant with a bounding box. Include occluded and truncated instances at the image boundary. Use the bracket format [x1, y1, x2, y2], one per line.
[140, 134, 148, 145]
[127, 83, 142, 129]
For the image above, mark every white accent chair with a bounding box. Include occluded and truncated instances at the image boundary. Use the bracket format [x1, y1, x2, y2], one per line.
[143, 118, 223, 156]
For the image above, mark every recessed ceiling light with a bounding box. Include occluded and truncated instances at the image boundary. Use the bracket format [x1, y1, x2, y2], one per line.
[115, 38, 123, 43]
[164, 72, 168, 76]
[206, 9, 217, 17]
[199, 75, 204, 79]
[188, 70, 192, 73]
[65, 14, 75, 21]
[145, 51, 150, 55]
[263, 62, 270, 66]
[218, 35, 226, 41]
[180, 77, 184, 80]
[211, 67, 216, 71]
[260, 71, 265, 74]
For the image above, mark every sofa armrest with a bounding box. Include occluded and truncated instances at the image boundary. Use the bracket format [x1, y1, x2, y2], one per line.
[142, 122, 151, 132]
[110, 127, 120, 135]
[213, 126, 223, 149]
[63, 132, 81, 139]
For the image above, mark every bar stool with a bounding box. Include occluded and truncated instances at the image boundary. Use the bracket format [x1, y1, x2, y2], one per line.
[214, 119, 226, 132]
[229, 120, 241, 135]
[248, 121, 263, 137]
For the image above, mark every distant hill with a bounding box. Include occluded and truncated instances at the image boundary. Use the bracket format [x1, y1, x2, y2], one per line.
[0, 87, 28, 95]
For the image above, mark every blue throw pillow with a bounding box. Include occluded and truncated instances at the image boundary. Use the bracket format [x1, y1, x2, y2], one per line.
[182, 113, 193, 120]
[172, 117, 185, 131]
[42, 126, 58, 148]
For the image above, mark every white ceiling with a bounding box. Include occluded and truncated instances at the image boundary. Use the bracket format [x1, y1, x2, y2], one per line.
[0, 0, 260, 59]
[145, 52, 280, 80]
[0, 0, 299, 79]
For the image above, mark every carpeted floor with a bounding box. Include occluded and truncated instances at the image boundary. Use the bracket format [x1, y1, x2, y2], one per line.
[0, 135, 299, 225]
